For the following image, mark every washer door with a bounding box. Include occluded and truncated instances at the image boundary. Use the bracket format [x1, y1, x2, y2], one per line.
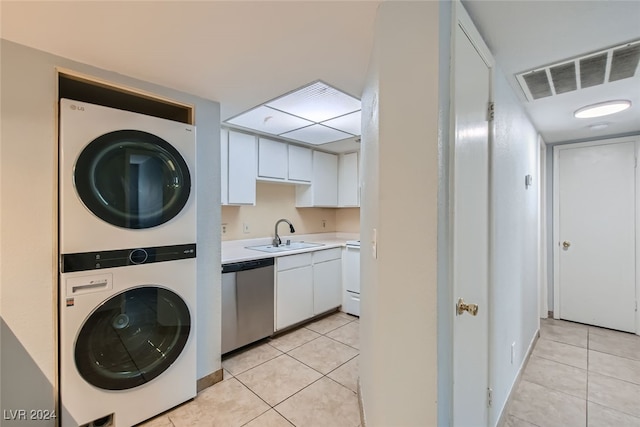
[75, 286, 191, 391]
[74, 130, 191, 229]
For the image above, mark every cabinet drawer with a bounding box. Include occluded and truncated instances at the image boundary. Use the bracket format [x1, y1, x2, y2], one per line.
[313, 248, 342, 263]
[277, 253, 313, 271]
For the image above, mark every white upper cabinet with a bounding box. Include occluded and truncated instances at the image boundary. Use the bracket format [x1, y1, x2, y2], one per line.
[258, 137, 287, 180]
[288, 145, 312, 182]
[338, 152, 359, 207]
[221, 129, 229, 205]
[257, 138, 312, 184]
[226, 130, 256, 205]
[296, 151, 338, 207]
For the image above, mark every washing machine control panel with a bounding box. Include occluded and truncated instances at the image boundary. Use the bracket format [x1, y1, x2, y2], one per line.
[60, 243, 196, 273]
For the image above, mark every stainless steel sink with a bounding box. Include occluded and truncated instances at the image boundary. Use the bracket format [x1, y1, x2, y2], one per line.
[246, 241, 324, 253]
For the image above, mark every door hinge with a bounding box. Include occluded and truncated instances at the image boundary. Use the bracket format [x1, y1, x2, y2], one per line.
[635, 157, 637, 168]
[487, 387, 493, 408]
[487, 102, 495, 122]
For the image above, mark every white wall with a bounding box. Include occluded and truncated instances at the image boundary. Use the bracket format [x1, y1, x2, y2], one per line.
[488, 65, 540, 426]
[360, 2, 440, 425]
[0, 40, 221, 424]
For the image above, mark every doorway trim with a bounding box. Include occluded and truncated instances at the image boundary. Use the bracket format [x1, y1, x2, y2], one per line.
[539, 136, 548, 319]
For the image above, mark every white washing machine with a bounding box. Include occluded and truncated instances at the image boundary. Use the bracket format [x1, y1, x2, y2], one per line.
[59, 99, 196, 254]
[59, 252, 196, 427]
[59, 99, 198, 426]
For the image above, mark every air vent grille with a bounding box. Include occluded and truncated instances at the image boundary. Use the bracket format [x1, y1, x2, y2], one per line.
[610, 44, 640, 81]
[516, 40, 640, 101]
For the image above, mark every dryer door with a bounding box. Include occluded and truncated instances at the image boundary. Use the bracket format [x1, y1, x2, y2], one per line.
[75, 286, 191, 390]
[74, 130, 191, 229]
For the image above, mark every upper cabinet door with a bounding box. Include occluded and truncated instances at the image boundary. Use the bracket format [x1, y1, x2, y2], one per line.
[338, 152, 359, 207]
[312, 151, 338, 207]
[288, 145, 312, 182]
[258, 138, 287, 180]
[221, 129, 229, 205]
[228, 131, 256, 205]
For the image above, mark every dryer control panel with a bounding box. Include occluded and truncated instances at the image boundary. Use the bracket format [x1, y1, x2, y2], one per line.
[60, 243, 196, 273]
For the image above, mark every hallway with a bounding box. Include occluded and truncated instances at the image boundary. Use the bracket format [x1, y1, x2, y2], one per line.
[502, 318, 640, 426]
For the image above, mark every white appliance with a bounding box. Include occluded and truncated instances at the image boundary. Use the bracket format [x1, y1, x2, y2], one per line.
[343, 240, 360, 316]
[59, 99, 196, 254]
[59, 254, 196, 427]
[59, 99, 198, 426]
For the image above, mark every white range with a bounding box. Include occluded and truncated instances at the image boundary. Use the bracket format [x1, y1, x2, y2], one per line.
[343, 240, 361, 316]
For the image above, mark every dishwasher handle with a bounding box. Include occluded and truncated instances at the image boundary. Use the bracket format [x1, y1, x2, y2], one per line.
[222, 257, 274, 273]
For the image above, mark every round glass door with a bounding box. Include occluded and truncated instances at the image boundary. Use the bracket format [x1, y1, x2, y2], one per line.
[75, 286, 191, 390]
[74, 130, 191, 229]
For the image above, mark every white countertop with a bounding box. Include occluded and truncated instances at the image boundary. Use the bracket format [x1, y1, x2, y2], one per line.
[222, 232, 359, 264]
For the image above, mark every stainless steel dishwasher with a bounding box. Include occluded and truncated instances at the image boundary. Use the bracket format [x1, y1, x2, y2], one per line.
[221, 257, 274, 354]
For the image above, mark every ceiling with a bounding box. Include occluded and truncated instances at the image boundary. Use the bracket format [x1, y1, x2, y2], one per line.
[2, 1, 639, 150]
[462, 0, 640, 144]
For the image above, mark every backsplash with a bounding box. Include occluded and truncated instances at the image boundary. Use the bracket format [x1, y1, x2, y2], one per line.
[221, 182, 360, 241]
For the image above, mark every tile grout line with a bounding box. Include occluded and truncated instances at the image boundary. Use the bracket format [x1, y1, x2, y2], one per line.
[222, 343, 284, 376]
[529, 352, 588, 371]
[586, 327, 590, 426]
[222, 313, 359, 427]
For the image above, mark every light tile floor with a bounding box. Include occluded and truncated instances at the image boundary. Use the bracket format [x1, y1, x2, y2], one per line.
[139, 311, 360, 427]
[501, 318, 640, 427]
[140, 314, 640, 427]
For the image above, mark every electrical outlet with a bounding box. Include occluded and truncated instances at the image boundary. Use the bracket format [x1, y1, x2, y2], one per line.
[322, 219, 326, 229]
[243, 223, 250, 234]
[221, 224, 227, 234]
[511, 342, 516, 364]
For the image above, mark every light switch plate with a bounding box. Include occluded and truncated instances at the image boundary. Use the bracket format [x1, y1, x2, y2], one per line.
[372, 228, 377, 259]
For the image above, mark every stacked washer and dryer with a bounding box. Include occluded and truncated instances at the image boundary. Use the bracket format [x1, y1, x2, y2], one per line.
[59, 99, 197, 427]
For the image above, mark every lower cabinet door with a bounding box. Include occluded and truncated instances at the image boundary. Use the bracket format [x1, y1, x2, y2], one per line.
[276, 266, 313, 330]
[313, 258, 342, 315]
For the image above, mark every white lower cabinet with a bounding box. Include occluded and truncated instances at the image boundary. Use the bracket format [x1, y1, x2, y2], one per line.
[276, 265, 314, 330]
[313, 250, 342, 315]
[275, 248, 342, 331]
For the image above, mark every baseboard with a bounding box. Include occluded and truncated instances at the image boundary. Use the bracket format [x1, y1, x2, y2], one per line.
[494, 328, 540, 427]
[357, 379, 366, 427]
[196, 368, 223, 393]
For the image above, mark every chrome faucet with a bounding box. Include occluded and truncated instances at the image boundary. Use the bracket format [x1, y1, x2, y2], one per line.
[273, 219, 295, 247]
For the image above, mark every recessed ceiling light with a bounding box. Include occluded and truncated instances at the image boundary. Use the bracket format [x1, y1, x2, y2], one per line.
[224, 80, 361, 146]
[574, 100, 631, 118]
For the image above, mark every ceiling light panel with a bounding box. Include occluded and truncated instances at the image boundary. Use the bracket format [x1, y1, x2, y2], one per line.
[322, 111, 362, 135]
[226, 106, 313, 135]
[266, 81, 361, 122]
[280, 124, 353, 145]
[574, 100, 631, 118]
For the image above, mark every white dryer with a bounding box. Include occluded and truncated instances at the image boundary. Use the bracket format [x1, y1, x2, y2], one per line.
[59, 99, 196, 254]
[59, 250, 196, 427]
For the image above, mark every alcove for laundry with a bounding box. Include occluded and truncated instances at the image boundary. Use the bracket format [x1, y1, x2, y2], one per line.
[58, 70, 194, 125]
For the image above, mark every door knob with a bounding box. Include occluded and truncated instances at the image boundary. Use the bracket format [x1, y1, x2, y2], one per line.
[562, 241, 571, 249]
[456, 298, 479, 316]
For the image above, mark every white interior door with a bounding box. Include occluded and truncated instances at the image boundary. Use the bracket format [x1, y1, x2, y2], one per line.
[452, 7, 492, 426]
[555, 140, 636, 332]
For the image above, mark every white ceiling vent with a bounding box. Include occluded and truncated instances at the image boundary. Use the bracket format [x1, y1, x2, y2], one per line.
[516, 40, 640, 101]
